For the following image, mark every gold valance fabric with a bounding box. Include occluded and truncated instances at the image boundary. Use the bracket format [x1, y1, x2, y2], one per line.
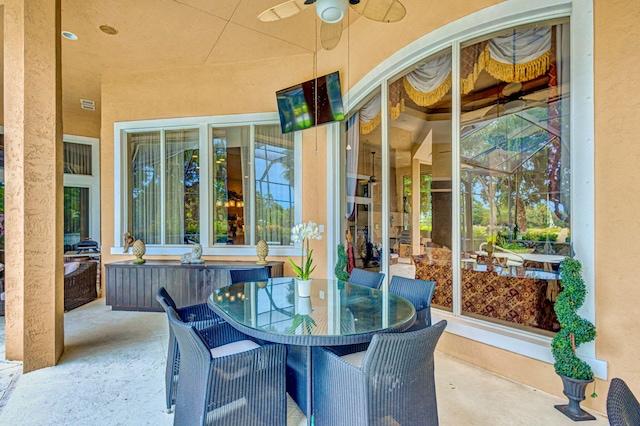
[358, 26, 553, 133]
[403, 53, 452, 107]
[461, 26, 552, 94]
[461, 41, 489, 95]
[359, 94, 382, 135]
[388, 78, 405, 120]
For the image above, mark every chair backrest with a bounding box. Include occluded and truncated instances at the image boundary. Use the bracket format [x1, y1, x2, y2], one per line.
[156, 287, 177, 310]
[389, 276, 436, 329]
[229, 267, 270, 284]
[608, 378, 640, 426]
[349, 268, 385, 289]
[361, 320, 447, 425]
[166, 306, 213, 425]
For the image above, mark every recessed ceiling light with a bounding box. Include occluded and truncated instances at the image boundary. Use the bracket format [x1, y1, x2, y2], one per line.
[61, 31, 78, 40]
[99, 25, 118, 35]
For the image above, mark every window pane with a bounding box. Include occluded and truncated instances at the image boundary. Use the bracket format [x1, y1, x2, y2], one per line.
[64, 187, 90, 251]
[212, 126, 250, 245]
[342, 90, 383, 273]
[64, 142, 92, 175]
[255, 124, 295, 246]
[387, 51, 453, 308]
[165, 129, 200, 244]
[129, 131, 161, 244]
[459, 22, 570, 334]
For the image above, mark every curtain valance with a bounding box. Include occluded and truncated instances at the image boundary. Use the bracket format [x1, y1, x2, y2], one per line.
[462, 26, 551, 94]
[359, 94, 382, 135]
[359, 26, 551, 134]
[403, 53, 452, 107]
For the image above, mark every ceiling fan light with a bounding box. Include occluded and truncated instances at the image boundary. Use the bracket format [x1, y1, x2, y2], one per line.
[316, 0, 347, 23]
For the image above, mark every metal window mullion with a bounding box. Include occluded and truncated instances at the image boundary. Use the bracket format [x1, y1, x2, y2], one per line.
[199, 124, 210, 247]
[249, 124, 256, 245]
[160, 129, 166, 245]
[381, 82, 390, 292]
[451, 42, 462, 318]
[293, 131, 303, 227]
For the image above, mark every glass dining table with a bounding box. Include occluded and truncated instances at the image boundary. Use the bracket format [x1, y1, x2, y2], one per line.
[208, 277, 416, 425]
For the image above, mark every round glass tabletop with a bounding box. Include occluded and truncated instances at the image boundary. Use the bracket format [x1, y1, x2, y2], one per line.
[208, 277, 416, 346]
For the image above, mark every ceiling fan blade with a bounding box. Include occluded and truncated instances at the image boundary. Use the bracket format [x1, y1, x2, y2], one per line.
[350, 0, 406, 23]
[258, 0, 307, 22]
[320, 21, 343, 50]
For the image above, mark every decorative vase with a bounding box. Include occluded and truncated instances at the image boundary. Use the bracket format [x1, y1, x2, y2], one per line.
[256, 239, 269, 265]
[296, 296, 312, 315]
[486, 242, 494, 258]
[132, 239, 146, 265]
[295, 278, 311, 297]
[554, 373, 596, 421]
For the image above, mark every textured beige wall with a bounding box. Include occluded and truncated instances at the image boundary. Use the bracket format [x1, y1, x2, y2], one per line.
[97, 0, 640, 416]
[591, 0, 640, 414]
[63, 109, 100, 138]
[100, 54, 327, 276]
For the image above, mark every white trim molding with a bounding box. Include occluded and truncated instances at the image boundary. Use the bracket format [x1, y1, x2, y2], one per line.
[112, 112, 302, 256]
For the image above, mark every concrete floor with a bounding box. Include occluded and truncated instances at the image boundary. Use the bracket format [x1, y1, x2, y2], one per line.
[0, 299, 609, 425]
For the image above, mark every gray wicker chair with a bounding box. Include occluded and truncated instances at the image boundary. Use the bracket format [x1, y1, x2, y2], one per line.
[229, 267, 270, 284]
[607, 378, 640, 426]
[166, 306, 288, 425]
[348, 268, 385, 289]
[156, 287, 224, 412]
[389, 276, 436, 331]
[313, 320, 447, 426]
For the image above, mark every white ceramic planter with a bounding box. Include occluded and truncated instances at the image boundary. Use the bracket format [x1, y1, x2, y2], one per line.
[297, 297, 312, 315]
[295, 278, 311, 297]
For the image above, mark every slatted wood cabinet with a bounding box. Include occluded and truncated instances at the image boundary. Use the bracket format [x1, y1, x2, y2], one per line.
[105, 260, 284, 311]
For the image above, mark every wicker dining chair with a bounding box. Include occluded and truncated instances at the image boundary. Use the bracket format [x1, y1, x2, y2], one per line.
[229, 267, 270, 284]
[166, 306, 288, 425]
[607, 378, 640, 426]
[348, 268, 385, 289]
[313, 320, 447, 426]
[156, 287, 224, 412]
[389, 276, 437, 331]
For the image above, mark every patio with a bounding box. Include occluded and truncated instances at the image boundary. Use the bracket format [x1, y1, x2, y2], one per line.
[0, 299, 608, 425]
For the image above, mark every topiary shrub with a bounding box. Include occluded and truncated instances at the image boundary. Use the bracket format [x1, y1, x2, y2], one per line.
[551, 258, 596, 380]
[334, 243, 350, 282]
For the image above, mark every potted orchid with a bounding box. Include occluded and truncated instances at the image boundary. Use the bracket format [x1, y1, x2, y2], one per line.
[289, 221, 323, 297]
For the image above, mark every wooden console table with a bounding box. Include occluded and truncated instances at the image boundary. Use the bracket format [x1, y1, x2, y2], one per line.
[105, 260, 284, 312]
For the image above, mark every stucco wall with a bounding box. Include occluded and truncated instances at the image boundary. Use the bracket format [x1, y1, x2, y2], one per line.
[96, 0, 640, 416]
[100, 54, 327, 276]
[592, 0, 640, 414]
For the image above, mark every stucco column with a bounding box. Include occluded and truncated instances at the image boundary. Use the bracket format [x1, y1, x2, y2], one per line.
[4, 0, 64, 371]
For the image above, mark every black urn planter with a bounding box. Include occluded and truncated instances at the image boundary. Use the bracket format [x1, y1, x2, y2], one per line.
[555, 373, 596, 421]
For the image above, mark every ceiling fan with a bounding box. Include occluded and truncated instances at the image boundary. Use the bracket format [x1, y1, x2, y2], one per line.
[359, 151, 377, 185]
[258, 0, 406, 51]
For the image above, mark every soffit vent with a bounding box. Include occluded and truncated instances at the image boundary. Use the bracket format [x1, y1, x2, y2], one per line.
[80, 99, 95, 111]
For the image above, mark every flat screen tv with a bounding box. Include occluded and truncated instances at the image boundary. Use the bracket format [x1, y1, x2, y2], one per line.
[276, 71, 345, 134]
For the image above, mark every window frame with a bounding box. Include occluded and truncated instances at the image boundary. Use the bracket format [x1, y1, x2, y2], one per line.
[0, 129, 101, 248]
[63, 135, 101, 247]
[113, 113, 302, 257]
[327, 0, 605, 378]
